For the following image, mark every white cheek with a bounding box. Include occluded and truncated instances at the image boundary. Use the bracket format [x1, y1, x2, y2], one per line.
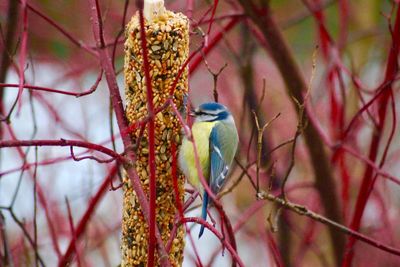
[196, 115, 216, 122]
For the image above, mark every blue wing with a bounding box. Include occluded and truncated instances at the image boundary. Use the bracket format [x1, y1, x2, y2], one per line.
[199, 123, 231, 238]
[209, 123, 230, 194]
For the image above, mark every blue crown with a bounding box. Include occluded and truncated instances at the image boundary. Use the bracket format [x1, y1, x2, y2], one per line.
[198, 102, 227, 112]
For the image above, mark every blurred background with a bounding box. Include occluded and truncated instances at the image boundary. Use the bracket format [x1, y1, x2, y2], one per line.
[1, 0, 400, 266]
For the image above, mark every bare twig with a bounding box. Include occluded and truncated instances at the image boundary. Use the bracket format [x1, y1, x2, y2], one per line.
[281, 46, 317, 199]
[0, 139, 123, 161]
[0, 207, 46, 266]
[0, 0, 18, 137]
[252, 112, 280, 193]
[203, 60, 228, 102]
[257, 190, 400, 258]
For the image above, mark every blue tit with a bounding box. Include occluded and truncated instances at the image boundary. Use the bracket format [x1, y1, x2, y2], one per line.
[178, 102, 239, 237]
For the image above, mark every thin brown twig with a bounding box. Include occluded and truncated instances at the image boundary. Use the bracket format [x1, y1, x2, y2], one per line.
[252, 112, 281, 193]
[281, 46, 317, 199]
[203, 60, 228, 102]
[1, 207, 46, 266]
[0, 0, 19, 137]
[0, 212, 11, 266]
[257, 190, 400, 258]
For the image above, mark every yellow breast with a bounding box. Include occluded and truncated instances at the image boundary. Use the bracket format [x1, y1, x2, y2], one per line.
[178, 121, 217, 187]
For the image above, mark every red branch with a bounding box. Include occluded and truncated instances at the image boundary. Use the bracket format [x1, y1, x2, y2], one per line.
[207, 200, 268, 266]
[65, 198, 82, 267]
[266, 232, 284, 267]
[136, 1, 157, 266]
[5, 125, 63, 258]
[337, 0, 349, 50]
[17, 0, 28, 112]
[58, 165, 118, 266]
[186, 0, 194, 19]
[180, 217, 245, 267]
[19, 1, 97, 56]
[304, 100, 400, 186]
[343, 4, 400, 266]
[206, 0, 219, 37]
[171, 142, 184, 216]
[0, 139, 123, 161]
[0, 70, 103, 97]
[190, 17, 241, 74]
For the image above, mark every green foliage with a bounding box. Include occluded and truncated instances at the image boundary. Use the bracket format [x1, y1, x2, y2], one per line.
[50, 40, 70, 59]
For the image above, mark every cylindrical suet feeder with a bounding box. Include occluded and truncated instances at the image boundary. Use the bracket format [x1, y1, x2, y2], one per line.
[122, 0, 189, 266]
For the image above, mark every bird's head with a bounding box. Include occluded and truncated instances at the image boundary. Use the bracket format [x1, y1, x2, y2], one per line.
[191, 102, 233, 123]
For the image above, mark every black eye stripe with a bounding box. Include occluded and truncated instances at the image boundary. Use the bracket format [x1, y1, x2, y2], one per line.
[196, 111, 215, 116]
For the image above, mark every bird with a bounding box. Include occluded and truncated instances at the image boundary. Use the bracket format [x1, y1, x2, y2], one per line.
[178, 102, 239, 238]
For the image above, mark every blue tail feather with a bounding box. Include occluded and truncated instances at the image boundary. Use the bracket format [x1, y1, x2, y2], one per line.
[198, 191, 209, 238]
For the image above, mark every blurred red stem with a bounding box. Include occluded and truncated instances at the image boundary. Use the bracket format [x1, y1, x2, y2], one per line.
[266, 232, 284, 267]
[0, 139, 123, 161]
[342, 4, 400, 266]
[22, 1, 97, 56]
[193, 13, 245, 27]
[70, 146, 115, 163]
[0, 70, 103, 97]
[171, 142, 183, 216]
[180, 217, 245, 267]
[186, 0, 194, 19]
[17, 0, 27, 112]
[58, 165, 118, 266]
[338, 0, 349, 50]
[190, 17, 241, 74]
[207, 200, 267, 266]
[206, 0, 219, 36]
[305, 99, 400, 186]
[65, 198, 82, 267]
